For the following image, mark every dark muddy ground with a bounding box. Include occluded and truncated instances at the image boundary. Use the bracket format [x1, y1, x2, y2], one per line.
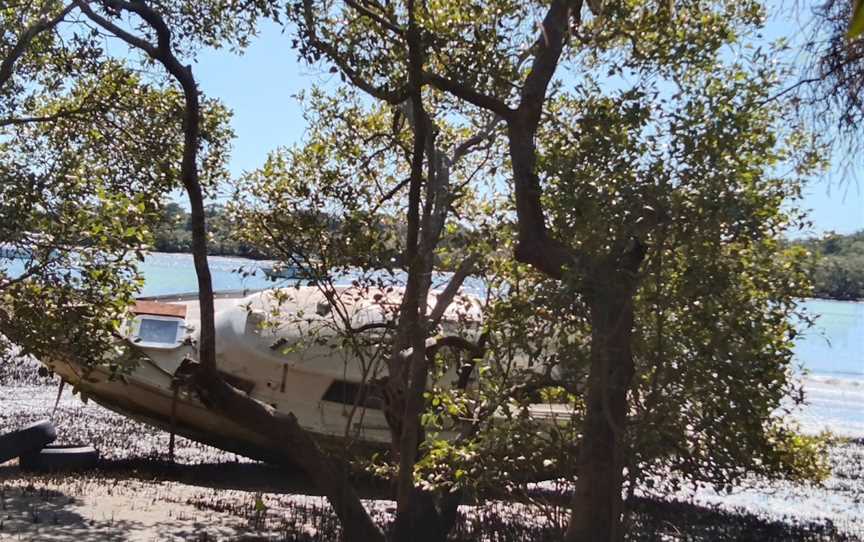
[1, 355, 862, 541]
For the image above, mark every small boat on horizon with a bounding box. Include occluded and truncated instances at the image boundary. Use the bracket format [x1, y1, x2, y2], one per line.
[260, 264, 312, 280]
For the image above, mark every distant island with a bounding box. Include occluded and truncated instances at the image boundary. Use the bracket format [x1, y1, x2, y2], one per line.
[155, 203, 863, 301]
[153, 202, 272, 260]
[790, 231, 864, 301]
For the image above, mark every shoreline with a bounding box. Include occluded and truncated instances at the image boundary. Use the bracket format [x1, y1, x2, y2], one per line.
[147, 250, 864, 303]
[2, 357, 863, 540]
[809, 296, 864, 303]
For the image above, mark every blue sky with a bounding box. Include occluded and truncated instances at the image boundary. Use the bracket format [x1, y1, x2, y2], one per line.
[191, 19, 862, 237]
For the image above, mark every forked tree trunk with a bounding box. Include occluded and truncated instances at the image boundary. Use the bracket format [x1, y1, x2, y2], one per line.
[565, 285, 636, 542]
[392, 4, 459, 538]
[75, 4, 385, 540]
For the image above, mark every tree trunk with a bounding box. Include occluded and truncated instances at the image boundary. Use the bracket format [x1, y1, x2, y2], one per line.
[192, 370, 385, 541]
[565, 287, 636, 542]
[75, 5, 386, 540]
[393, 485, 462, 542]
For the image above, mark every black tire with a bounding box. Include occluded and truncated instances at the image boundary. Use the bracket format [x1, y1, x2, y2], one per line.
[19, 444, 99, 472]
[0, 419, 57, 465]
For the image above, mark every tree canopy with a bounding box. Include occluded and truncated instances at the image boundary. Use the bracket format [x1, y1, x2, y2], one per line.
[0, 1, 839, 541]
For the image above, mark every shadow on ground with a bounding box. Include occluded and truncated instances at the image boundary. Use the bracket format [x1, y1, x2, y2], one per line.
[2, 458, 861, 541]
[626, 496, 862, 542]
[0, 483, 142, 542]
[93, 457, 392, 499]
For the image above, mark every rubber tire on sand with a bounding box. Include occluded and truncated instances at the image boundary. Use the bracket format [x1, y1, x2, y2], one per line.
[0, 419, 57, 465]
[19, 444, 99, 472]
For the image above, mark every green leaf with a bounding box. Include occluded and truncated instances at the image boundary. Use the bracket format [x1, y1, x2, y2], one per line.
[850, 0, 864, 39]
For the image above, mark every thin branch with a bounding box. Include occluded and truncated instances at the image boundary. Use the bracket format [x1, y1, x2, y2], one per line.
[350, 321, 396, 334]
[0, 103, 104, 127]
[451, 116, 503, 165]
[344, 0, 404, 35]
[0, 259, 49, 290]
[759, 76, 822, 106]
[396, 333, 483, 361]
[302, 0, 409, 104]
[454, 141, 495, 197]
[72, 1, 156, 57]
[371, 175, 411, 214]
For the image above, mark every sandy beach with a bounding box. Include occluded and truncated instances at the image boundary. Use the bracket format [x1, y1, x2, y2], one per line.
[2, 357, 862, 541]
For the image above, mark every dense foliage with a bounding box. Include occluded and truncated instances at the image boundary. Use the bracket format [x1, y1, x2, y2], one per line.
[1, 6, 182, 365]
[409, 57, 830, 504]
[0, 1, 846, 541]
[235, 5, 832, 533]
[793, 231, 864, 300]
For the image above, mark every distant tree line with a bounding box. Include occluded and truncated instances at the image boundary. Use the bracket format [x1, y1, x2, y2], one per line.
[152, 202, 272, 259]
[153, 200, 437, 268]
[155, 202, 864, 303]
[792, 231, 864, 300]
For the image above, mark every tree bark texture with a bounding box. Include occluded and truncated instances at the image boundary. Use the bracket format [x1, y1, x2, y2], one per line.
[392, 4, 449, 536]
[565, 284, 637, 542]
[193, 370, 385, 542]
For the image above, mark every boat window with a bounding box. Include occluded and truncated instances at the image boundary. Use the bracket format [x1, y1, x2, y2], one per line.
[139, 318, 180, 344]
[130, 315, 184, 349]
[321, 380, 383, 410]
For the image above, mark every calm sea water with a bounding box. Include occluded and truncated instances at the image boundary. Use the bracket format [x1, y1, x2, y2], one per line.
[794, 299, 864, 437]
[4, 252, 863, 435]
[795, 298, 864, 379]
[137, 252, 275, 296]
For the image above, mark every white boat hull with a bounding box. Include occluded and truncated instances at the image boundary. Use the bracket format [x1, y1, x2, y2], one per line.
[37, 287, 453, 463]
[33, 287, 569, 469]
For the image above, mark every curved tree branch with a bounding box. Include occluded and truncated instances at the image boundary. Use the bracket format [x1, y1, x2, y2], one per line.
[344, 0, 404, 35]
[301, 0, 410, 104]
[422, 71, 514, 120]
[0, 3, 75, 91]
[427, 253, 479, 330]
[76, 3, 383, 540]
[73, 1, 156, 57]
[451, 115, 503, 165]
[76, 0, 215, 370]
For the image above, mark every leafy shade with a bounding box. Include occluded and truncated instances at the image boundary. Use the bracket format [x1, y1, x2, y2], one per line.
[411, 57, 829, 498]
[0, 61, 233, 371]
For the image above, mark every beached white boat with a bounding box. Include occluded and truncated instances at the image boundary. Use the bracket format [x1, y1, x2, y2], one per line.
[38, 286, 552, 464]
